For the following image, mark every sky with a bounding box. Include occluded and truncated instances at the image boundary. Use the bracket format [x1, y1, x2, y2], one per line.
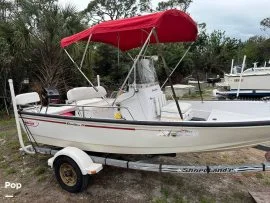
[58, 0, 270, 41]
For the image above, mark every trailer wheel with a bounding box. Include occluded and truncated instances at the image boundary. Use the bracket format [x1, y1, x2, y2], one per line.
[54, 156, 89, 193]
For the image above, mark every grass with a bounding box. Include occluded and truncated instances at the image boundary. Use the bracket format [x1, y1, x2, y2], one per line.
[0, 161, 9, 169]
[230, 191, 250, 202]
[160, 187, 169, 199]
[173, 197, 189, 203]
[9, 153, 23, 163]
[152, 173, 214, 203]
[199, 196, 215, 203]
[5, 167, 17, 175]
[152, 198, 167, 203]
[34, 166, 47, 176]
[0, 117, 15, 126]
[255, 173, 264, 179]
[0, 129, 16, 138]
[6, 139, 20, 150]
[0, 156, 4, 162]
[37, 174, 48, 182]
[262, 173, 270, 185]
[152, 188, 187, 203]
[152, 188, 215, 203]
[162, 174, 184, 187]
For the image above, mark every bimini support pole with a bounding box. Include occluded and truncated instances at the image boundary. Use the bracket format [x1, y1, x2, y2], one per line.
[8, 79, 35, 154]
[236, 55, 246, 98]
[161, 43, 193, 89]
[64, 49, 109, 104]
[112, 27, 155, 106]
[80, 34, 92, 69]
[153, 30, 183, 120]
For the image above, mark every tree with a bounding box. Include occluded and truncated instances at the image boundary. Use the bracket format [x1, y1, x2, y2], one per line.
[83, 0, 151, 23]
[156, 0, 192, 11]
[0, 0, 90, 105]
[240, 36, 270, 67]
[191, 28, 241, 78]
[260, 17, 270, 30]
[0, 0, 13, 21]
[83, 0, 192, 24]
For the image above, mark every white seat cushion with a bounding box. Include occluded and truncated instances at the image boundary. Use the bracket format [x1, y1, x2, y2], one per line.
[67, 86, 107, 102]
[16, 92, 40, 105]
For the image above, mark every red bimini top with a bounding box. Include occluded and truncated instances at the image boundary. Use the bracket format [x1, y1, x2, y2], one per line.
[60, 9, 198, 51]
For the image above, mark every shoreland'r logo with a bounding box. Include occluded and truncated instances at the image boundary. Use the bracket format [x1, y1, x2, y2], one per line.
[181, 167, 235, 173]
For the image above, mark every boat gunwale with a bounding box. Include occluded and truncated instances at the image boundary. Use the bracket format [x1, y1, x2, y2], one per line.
[224, 73, 270, 77]
[20, 111, 270, 128]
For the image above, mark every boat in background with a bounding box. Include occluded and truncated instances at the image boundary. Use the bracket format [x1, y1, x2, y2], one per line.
[225, 61, 270, 90]
[215, 59, 270, 99]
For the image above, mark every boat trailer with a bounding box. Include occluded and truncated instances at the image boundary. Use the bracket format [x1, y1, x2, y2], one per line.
[18, 144, 270, 193]
[21, 145, 270, 174]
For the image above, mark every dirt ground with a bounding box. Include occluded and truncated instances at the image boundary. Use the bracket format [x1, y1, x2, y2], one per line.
[1, 118, 270, 203]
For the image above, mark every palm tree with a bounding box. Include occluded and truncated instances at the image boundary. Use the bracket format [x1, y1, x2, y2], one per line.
[0, 0, 90, 104]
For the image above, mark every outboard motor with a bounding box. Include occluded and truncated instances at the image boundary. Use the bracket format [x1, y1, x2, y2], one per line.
[42, 87, 60, 105]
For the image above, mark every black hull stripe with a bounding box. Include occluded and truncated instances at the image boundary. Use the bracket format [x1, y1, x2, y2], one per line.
[20, 111, 270, 128]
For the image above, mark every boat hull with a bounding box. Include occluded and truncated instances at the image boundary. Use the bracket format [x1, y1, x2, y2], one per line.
[20, 112, 270, 154]
[224, 73, 270, 90]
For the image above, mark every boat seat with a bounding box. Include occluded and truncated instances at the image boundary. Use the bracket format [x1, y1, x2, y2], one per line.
[154, 93, 167, 116]
[15, 92, 75, 115]
[67, 86, 107, 103]
[16, 92, 40, 105]
[160, 101, 192, 121]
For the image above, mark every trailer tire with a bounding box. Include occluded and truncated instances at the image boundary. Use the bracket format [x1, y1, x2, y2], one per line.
[54, 155, 89, 193]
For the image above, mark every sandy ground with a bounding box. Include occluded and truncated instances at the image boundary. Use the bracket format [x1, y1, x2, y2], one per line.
[1, 119, 270, 203]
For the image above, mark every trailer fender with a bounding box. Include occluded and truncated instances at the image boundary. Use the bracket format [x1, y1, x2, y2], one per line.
[48, 147, 103, 175]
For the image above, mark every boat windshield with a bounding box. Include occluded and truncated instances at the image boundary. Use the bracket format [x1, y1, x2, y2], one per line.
[133, 58, 158, 84]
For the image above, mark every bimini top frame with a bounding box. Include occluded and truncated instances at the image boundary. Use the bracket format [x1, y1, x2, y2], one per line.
[61, 9, 197, 50]
[61, 9, 198, 110]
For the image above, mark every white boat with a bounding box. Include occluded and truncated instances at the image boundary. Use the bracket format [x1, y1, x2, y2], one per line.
[10, 9, 270, 155]
[224, 61, 270, 90]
